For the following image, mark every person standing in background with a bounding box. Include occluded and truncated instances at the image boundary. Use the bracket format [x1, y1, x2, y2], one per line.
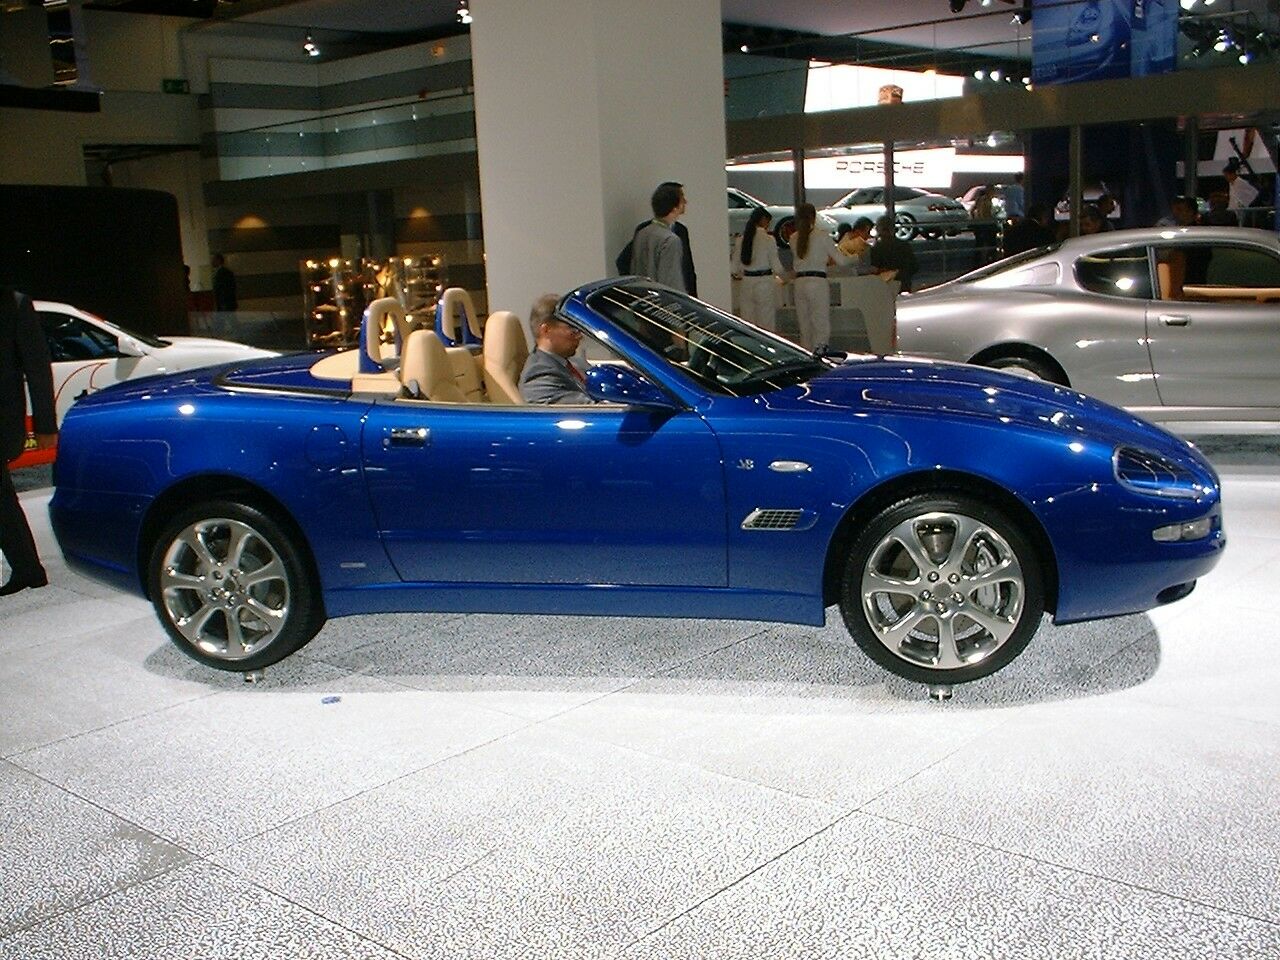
[212, 254, 238, 312]
[731, 207, 785, 331]
[788, 203, 853, 351]
[1003, 173, 1026, 220]
[630, 183, 688, 291]
[1, 287, 57, 596]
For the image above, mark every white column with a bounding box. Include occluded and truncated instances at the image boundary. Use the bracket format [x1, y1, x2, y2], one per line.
[469, 0, 730, 322]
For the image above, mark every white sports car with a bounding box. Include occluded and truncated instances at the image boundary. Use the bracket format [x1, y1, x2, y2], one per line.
[13, 301, 276, 466]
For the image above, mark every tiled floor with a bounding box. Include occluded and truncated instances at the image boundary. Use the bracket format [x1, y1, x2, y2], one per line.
[2, 437, 1278, 959]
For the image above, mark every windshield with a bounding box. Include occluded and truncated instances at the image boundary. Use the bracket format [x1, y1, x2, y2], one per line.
[89, 311, 171, 349]
[587, 283, 830, 396]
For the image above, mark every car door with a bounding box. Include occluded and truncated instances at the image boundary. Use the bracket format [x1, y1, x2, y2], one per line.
[361, 397, 728, 587]
[1146, 241, 1280, 409]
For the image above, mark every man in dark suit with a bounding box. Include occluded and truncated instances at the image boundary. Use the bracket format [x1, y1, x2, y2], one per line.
[518, 294, 596, 405]
[1, 287, 57, 595]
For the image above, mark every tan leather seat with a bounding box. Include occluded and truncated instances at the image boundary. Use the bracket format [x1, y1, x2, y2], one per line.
[445, 345, 487, 402]
[399, 330, 466, 402]
[365, 297, 410, 368]
[481, 310, 528, 404]
[438, 287, 483, 344]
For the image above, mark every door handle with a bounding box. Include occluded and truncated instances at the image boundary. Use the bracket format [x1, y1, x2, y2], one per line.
[385, 427, 430, 447]
[1158, 314, 1191, 327]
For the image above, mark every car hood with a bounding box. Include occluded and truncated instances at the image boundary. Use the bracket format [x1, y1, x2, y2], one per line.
[157, 336, 278, 357]
[776, 357, 1192, 455]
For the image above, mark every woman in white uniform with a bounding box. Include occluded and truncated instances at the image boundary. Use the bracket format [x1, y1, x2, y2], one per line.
[788, 202, 853, 350]
[731, 207, 784, 331]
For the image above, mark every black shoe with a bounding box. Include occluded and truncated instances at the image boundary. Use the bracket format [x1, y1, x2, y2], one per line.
[0, 570, 48, 596]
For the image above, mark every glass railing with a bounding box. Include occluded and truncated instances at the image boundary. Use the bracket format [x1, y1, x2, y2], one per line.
[213, 90, 476, 181]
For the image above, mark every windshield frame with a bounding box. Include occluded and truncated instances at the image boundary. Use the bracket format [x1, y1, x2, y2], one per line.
[584, 282, 834, 398]
[941, 244, 1063, 286]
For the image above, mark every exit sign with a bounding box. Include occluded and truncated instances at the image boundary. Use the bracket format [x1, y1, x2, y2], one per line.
[162, 78, 189, 94]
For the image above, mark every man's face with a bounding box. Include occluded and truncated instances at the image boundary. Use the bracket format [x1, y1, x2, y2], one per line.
[1173, 201, 1197, 226]
[540, 318, 582, 359]
[676, 190, 687, 217]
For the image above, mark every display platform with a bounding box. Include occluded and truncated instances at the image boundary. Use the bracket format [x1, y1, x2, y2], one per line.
[2, 438, 1279, 957]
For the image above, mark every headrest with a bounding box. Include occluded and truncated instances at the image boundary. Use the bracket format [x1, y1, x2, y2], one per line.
[482, 311, 527, 362]
[360, 297, 410, 373]
[434, 287, 483, 346]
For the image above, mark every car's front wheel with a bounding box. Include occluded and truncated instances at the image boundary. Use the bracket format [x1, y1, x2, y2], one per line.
[839, 494, 1044, 685]
[894, 213, 917, 241]
[148, 501, 325, 671]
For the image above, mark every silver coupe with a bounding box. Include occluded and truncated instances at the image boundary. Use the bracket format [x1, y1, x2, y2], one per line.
[894, 226, 1280, 426]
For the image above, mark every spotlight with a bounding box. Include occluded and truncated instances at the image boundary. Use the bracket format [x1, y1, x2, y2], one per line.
[949, 0, 967, 12]
[303, 32, 319, 57]
[1239, 50, 1251, 64]
[990, 69, 1002, 81]
[740, 44, 749, 52]
[1014, 0, 1031, 24]
[973, 69, 986, 79]
[456, 1, 471, 25]
[1213, 32, 1230, 53]
[1179, 0, 1197, 8]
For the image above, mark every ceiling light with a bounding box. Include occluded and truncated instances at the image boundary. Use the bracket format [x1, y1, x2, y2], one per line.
[303, 32, 319, 57]
[973, 69, 985, 79]
[456, 1, 471, 25]
[1179, 0, 1197, 7]
[1239, 51, 1251, 63]
[740, 44, 749, 52]
[990, 69, 1002, 81]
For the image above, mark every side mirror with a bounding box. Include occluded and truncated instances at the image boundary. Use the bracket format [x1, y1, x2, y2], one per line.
[584, 364, 681, 412]
[116, 335, 146, 358]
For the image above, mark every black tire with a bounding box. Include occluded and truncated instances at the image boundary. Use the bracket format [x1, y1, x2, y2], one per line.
[894, 213, 917, 241]
[986, 353, 1066, 385]
[147, 500, 325, 671]
[838, 493, 1045, 685]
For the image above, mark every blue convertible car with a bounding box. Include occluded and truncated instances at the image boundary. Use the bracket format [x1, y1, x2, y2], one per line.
[50, 279, 1224, 686]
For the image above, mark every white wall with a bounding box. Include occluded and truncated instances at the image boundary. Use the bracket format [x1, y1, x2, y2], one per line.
[470, 0, 730, 317]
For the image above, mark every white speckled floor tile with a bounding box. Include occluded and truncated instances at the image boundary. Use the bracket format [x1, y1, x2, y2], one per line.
[0, 760, 191, 938]
[0, 616, 227, 757]
[211, 725, 838, 960]
[861, 698, 1280, 919]
[1087, 607, 1280, 726]
[0, 860, 404, 959]
[622, 811, 1280, 960]
[11, 663, 527, 854]
[314, 612, 766, 719]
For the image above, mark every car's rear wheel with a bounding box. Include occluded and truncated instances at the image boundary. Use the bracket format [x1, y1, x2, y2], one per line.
[839, 494, 1044, 685]
[148, 501, 324, 671]
[986, 353, 1065, 384]
[894, 213, 917, 241]
[772, 216, 795, 250]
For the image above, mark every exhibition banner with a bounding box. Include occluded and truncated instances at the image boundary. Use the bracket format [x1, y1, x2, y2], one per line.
[1033, 0, 1177, 85]
[727, 149, 958, 190]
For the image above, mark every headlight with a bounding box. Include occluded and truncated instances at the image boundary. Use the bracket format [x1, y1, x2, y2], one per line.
[1113, 446, 1206, 500]
[1152, 513, 1215, 542]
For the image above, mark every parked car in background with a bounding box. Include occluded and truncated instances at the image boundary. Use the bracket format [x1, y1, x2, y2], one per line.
[1054, 183, 1123, 221]
[894, 226, 1280, 427]
[11, 301, 276, 467]
[821, 186, 969, 241]
[727, 186, 839, 248]
[51, 278, 1222, 690]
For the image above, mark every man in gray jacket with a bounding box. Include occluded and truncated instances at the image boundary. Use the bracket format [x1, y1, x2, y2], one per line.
[519, 294, 596, 405]
[629, 182, 687, 291]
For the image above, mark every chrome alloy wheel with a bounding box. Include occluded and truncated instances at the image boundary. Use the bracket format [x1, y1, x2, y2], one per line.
[159, 518, 291, 661]
[861, 511, 1025, 671]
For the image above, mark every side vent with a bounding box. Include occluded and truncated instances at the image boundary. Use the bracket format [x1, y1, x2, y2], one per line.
[741, 508, 804, 531]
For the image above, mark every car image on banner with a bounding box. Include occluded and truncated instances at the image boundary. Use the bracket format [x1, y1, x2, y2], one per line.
[50, 278, 1223, 690]
[10, 301, 276, 469]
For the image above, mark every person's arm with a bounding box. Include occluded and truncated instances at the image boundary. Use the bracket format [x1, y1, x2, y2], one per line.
[824, 233, 854, 267]
[730, 235, 744, 278]
[13, 293, 57, 444]
[767, 235, 785, 279]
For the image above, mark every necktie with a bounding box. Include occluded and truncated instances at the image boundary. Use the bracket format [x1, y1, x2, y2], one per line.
[567, 362, 585, 385]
